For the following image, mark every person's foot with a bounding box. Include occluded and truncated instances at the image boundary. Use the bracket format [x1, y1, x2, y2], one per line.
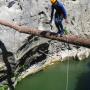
[57, 31, 64, 37]
[58, 34, 63, 37]
[60, 31, 64, 35]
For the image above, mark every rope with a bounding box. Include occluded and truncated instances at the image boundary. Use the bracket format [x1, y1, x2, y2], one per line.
[65, 38, 69, 90]
[39, 38, 70, 90]
[65, 56, 69, 90]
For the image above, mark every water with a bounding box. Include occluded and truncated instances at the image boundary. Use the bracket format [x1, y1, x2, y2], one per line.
[15, 58, 90, 90]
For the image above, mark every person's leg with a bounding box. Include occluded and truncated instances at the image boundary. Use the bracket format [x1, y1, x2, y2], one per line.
[54, 12, 61, 34]
[59, 21, 64, 35]
[55, 22, 61, 34]
[57, 14, 64, 35]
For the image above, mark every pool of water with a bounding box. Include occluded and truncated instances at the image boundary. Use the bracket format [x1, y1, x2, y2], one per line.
[15, 58, 90, 90]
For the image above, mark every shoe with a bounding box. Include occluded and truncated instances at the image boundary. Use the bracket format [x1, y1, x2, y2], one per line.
[60, 31, 64, 36]
[57, 31, 64, 37]
[58, 34, 63, 37]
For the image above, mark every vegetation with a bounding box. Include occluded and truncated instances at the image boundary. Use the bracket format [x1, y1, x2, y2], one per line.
[0, 85, 8, 90]
[64, 27, 69, 35]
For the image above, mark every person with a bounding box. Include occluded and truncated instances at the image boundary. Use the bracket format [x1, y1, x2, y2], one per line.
[50, 0, 68, 36]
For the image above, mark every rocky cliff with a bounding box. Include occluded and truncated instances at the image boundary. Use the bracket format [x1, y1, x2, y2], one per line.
[0, 0, 90, 52]
[0, 0, 90, 89]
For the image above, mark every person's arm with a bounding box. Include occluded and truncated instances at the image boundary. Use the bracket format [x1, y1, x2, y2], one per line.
[50, 5, 54, 23]
[58, 2, 67, 19]
[60, 3, 68, 23]
[61, 5, 67, 19]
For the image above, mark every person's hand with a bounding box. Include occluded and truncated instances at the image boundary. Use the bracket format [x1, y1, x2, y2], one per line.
[42, 20, 53, 30]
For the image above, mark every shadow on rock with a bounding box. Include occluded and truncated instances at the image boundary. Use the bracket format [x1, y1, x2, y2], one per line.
[17, 42, 49, 73]
[0, 40, 15, 90]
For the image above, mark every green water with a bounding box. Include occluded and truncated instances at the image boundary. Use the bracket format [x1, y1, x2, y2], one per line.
[15, 58, 90, 90]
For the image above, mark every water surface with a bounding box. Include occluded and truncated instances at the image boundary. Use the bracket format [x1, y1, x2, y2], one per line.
[15, 58, 90, 90]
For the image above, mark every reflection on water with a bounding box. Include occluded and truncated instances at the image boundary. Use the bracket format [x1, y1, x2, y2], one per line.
[15, 58, 90, 90]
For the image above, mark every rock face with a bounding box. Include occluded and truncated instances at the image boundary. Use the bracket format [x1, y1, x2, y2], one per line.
[0, 0, 90, 52]
[0, 0, 90, 76]
[65, 0, 90, 37]
[0, 0, 89, 69]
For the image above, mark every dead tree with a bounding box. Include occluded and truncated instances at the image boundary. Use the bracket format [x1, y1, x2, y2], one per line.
[0, 19, 90, 48]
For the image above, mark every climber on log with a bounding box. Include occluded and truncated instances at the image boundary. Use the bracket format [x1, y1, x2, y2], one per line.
[49, 0, 68, 36]
[0, 19, 90, 48]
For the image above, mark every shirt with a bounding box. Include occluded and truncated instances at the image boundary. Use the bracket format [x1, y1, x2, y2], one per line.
[51, 1, 67, 20]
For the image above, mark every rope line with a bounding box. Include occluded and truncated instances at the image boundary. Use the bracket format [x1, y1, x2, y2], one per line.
[65, 38, 69, 90]
[65, 56, 69, 90]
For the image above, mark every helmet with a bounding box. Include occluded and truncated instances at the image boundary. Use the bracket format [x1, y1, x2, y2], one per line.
[50, 0, 57, 4]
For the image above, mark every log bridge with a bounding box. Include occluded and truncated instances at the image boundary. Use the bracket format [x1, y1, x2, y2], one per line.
[0, 19, 90, 48]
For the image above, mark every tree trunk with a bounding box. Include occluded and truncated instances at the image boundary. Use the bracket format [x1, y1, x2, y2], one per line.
[0, 19, 90, 48]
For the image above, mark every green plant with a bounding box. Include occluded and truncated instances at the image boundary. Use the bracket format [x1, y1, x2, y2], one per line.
[64, 27, 68, 35]
[0, 85, 8, 90]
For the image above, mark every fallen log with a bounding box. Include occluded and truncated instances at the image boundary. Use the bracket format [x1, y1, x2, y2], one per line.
[0, 19, 90, 48]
